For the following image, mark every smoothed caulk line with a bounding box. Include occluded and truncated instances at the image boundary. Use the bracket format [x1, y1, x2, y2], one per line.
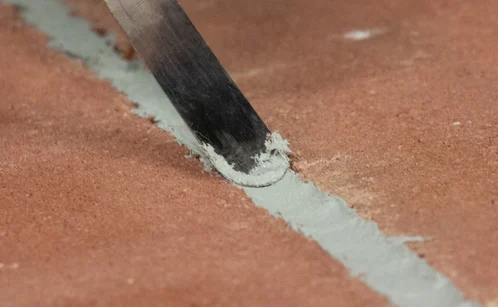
[3, 1, 480, 306]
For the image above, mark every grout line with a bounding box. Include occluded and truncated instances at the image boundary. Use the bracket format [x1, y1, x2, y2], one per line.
[3, 0, 482, 306]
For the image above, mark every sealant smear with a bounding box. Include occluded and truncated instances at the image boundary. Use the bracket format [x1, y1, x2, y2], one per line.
[202, 132, 290, 187]
[5, 1, 481, 306]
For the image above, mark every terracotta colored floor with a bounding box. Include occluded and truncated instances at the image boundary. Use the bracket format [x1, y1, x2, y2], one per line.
[3, 0, 498, 305]
[63, 0, 498, 305]
[0, 4, 387, 307]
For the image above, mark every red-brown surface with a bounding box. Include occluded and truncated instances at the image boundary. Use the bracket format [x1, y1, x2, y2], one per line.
[0, 4, 386, 307]
[64, 0, 133, 58]
[63, 0, 498, 304]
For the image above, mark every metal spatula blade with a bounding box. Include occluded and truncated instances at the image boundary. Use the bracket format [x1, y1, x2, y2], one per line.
[104, 0, 271, 173]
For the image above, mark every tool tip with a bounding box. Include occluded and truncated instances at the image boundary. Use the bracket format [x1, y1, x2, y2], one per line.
[202, 132, 291, 187]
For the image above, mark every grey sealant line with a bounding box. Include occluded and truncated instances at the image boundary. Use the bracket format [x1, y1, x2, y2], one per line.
[4, 0, 481, 306]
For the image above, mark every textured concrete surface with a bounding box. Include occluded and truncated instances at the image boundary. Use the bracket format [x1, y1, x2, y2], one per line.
[11, 1, 480, 306]
[64, 0, 132, 58]
[64, 0, 498, 304]
[2, 0, 498, 305]
[0, 4, 386, 307]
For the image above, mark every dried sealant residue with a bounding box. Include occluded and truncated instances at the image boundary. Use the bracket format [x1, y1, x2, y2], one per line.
[343, 28, 387, 41]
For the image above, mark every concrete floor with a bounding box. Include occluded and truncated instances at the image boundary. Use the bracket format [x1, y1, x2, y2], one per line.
[1, 0, 498, 306]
